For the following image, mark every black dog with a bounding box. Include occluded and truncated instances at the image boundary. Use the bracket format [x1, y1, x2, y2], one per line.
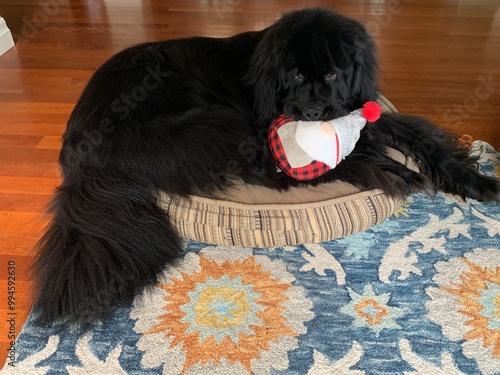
[32, 8, 500, 325]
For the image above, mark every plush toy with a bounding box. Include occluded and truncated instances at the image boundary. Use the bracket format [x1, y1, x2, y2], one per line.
[269, 101, 382, 180]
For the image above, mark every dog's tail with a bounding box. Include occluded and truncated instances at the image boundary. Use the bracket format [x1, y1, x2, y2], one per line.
[31, 166, 182, 325]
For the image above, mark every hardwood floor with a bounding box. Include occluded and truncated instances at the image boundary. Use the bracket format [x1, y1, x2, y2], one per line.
[0, 0, 499, 368]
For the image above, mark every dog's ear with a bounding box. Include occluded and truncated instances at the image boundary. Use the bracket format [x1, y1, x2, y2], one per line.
[247, 39, 283, 126]
[342, 30, 379, 107]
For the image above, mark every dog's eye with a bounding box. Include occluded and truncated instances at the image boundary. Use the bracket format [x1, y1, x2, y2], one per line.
[325, 72, 337, 82]
[294, 73, 304, 82]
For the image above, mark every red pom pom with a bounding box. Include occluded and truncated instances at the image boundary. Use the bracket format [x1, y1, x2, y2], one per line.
[361, 101, 382, 122]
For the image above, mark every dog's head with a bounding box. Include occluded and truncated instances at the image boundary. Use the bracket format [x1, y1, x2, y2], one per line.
[250, 8, 379, 124]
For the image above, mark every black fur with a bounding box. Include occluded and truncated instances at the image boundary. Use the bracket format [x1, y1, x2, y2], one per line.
[31, 8, 500, 325]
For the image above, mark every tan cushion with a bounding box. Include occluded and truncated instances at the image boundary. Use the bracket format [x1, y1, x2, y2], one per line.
[158, 95, 412, 248]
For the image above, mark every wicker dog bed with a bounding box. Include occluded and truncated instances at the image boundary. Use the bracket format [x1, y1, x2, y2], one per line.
[158, 95, 416, 247]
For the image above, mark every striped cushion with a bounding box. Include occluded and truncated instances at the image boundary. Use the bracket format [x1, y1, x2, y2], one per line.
[158, 95, 410, 248]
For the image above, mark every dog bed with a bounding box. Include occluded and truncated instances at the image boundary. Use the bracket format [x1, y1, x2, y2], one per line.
[158, 95, 415, 248]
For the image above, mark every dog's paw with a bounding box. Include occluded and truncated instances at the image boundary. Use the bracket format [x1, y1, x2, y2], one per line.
[462, 175, 500, 203]
[403, 170, 437, 198]
[374, 170, 436, 201]
[477, 177, 500, 203]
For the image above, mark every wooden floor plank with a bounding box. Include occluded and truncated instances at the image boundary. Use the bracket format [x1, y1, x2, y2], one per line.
[0, 162, 60, 178]
[0, 135, 42, 148]
[0, 177, 59, 195]
[0, 193, 51, 212]
[35, 136, 61, 150]
[0, 124, 66, 137]
[0, 148, 60, 163]
[0, 211, 48, 235]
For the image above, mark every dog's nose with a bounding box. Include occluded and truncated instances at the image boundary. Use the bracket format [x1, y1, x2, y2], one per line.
[302, 107, 324, 120]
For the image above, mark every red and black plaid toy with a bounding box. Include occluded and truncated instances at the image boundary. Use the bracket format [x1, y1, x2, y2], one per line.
[268, 102, 382, 181]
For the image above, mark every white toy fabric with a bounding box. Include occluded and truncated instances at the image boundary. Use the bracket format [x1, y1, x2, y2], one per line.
[268, 101, 382, 180]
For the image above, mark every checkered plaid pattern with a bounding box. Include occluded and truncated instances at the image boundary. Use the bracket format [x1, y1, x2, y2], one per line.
[269, 114, 331, 181]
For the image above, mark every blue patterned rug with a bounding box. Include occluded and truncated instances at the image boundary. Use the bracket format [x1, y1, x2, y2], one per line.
[3, 141, 500, 375]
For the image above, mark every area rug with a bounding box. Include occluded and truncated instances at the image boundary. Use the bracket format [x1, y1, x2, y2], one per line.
[3, 141, 500, 375]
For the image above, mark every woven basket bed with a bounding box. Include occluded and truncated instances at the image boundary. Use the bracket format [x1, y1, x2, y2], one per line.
[159, 95, 415, 248]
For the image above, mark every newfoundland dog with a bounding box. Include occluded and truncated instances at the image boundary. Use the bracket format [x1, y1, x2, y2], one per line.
[32, 8, 499, 324]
